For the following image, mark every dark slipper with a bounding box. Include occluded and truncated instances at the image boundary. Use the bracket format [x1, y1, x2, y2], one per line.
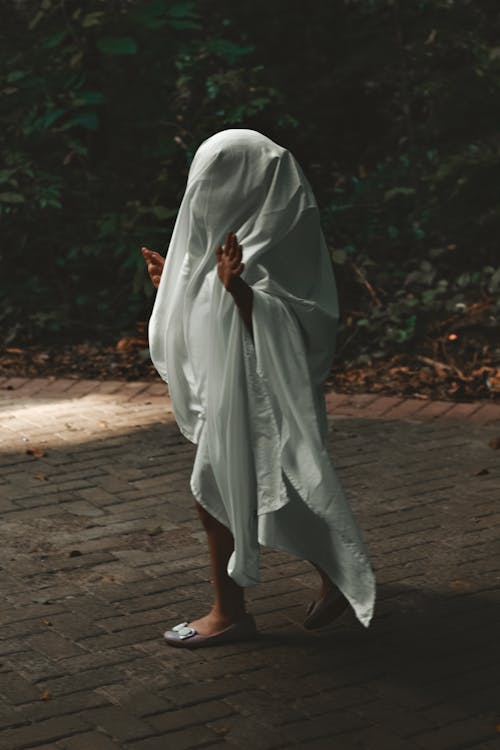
[303, 588, 350, 630]
[163, 612, 258, 649]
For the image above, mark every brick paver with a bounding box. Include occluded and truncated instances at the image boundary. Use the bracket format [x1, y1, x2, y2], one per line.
[0, 378, 499, 749]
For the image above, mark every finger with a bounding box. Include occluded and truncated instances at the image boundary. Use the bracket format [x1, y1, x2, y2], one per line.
[235, 262, 244, 276]
[142, 247, 163, 262]
[225, 231, 232, 253]
[229, 232, 238, 260]
[215, 244, 223, 257]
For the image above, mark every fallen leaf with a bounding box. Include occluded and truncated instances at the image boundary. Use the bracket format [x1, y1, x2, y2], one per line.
[116, 336, 147, 353]
[39, 691, 51, 701]
[41, 619, 52, 626]
[69, 550, 82, 557]
[488, 436, 500, 450]
[26, 447, 45, 457]
[147, 526, 163, 537]
[449, 580, 471, 591]
[98, 420, 108, 428]
[34, 473, 49, 481]
[474, 468, 489, 476]
[5, 347, 23, 354]
[211, 726, 230, 736]
[486, 370, 500, 392]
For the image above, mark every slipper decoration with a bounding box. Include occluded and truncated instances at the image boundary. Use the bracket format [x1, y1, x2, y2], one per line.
[171, 622, 196, 639]
[163, 612, 258, 648]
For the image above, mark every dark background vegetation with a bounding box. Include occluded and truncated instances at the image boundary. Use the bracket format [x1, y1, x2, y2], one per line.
[1, 0, 499, 399]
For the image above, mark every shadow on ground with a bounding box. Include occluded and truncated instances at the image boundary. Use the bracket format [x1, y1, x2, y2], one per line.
[0, 400, 499, 748]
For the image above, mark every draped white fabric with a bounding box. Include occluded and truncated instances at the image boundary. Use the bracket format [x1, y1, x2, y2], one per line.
[148, 129, 376, 627]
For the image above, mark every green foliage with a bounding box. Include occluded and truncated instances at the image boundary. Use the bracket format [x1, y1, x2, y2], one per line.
[0, 0, 498, 353]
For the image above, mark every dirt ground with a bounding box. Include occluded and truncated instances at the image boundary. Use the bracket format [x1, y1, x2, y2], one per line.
[1, 334, 499, 404]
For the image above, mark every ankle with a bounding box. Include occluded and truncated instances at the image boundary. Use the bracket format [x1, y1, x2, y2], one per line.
[319, 579, 335, 598]
[211, 603, 246, 621]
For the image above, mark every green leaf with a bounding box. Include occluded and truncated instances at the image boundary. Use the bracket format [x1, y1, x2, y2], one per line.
[332, 249, 347, 264]
[0, 170, 16, 184]
[383, 187, 416, 201]
[82, 12, 105, 28]
[128, 2, 169, 30]
[206, 79, 219, 99]
[168, 1, 200, 19]
[59, 112, 99, 131]
[96, 37, 138, 55]
[151, 206, 178, 220]
[6, 71, 27, 83]
[42, 30, 67, 48]
[29, 10, 45, 30]
[38, 108, 66, 129]
[73, 91, 106, 106]
[0, 192, 25, 203]
[207, 39, 255, 64]
[422, 289, 437, 304]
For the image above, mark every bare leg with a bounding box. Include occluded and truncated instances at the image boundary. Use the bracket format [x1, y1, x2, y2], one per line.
[187, 501, 247, 636]
[308, 560, 335, 597]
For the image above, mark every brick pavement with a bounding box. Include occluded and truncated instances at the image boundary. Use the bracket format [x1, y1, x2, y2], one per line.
[0, 376, 499, 750]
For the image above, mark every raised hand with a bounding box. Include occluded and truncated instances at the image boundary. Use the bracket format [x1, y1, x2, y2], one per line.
[141, 246, 165, 289]
[215, 231, 244, 291]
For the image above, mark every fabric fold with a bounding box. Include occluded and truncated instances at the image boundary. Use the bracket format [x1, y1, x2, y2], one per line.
[148, 128, 376, 626]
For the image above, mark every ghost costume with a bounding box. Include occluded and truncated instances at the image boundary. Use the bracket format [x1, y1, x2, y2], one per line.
[148, 129, 376, 627]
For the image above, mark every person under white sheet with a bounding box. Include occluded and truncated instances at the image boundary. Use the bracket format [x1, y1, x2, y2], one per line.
[142, 128, 376, 643]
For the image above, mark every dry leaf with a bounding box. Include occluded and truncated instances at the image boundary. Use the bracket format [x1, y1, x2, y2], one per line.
[449, 580, 471, 591]
[486, 370, 500, 392]
[116, 336, 147, 353]
[488, 436, 500, 450]
[147, 526, 163, 537]
[26, 447, 45, 457]
[98, 420, 109, 428]
[211, 726, 230, 735]
[34, 473, 49, 481]
[39, 691, 51, 701]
